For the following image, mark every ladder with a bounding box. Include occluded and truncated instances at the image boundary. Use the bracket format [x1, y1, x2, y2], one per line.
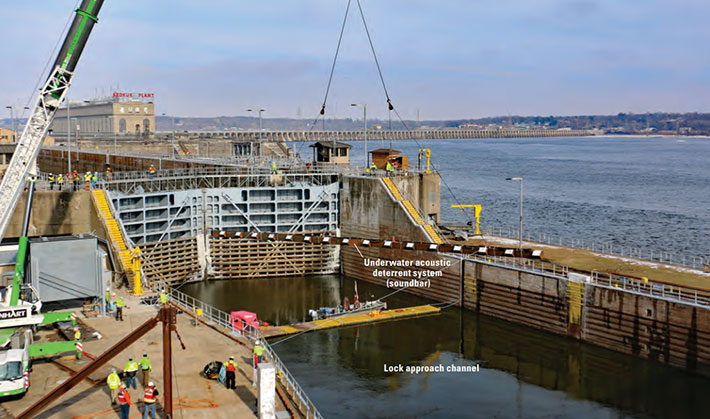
[381, 177, 444, 244]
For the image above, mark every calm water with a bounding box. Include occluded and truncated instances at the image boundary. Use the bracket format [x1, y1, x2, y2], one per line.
[183, 275, 710, 418]
[187, 137, 710, 418]
[344, 136, 710, 260]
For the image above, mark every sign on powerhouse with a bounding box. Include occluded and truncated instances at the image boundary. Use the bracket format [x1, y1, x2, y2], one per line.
[365, 258, 450, 288]
[384, 363, 480, 374]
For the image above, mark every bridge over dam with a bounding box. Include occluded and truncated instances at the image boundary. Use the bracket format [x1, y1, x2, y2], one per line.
[177, 128, 593, 142]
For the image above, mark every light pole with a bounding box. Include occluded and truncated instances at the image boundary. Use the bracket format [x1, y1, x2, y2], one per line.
[108, 116, 117, 155]
[161, 113, 174, 158]
[66, 99, 71, 173]
[72, 117, 79, 155]
[351, 104, 367, 166]
[506, 177, 523, 259]
[5, 106, 14, 143]
[4, 106, 25, 142]
[247, 108, 265, 160]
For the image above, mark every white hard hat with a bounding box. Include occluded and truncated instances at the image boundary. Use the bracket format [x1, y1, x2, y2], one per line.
[120, 383, 126, 388]
[255, 340, 261, 345]
[148, 381, 154, 387]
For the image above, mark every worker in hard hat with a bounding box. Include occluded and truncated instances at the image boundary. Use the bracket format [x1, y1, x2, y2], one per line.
[225, 355, 237, 389]
[117, 383, 131, 419]
[143, 381, 159, 418]
[386, 160, 394, 176]
[123, 356, 138, 389]
[107, 368, 121, 405]
[253, 340, 265, 365]
[115, 294, 125, 321]
[139, 351, 152, 387]
[159, 289, 168, 305]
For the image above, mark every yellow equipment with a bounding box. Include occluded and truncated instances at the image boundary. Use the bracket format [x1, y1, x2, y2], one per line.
[129, 246, 143, 296]
[451, 204, 482, 235]
[418, 148, 432, 173]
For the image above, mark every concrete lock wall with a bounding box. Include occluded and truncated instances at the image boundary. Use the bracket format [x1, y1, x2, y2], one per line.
[5, 191, 94, 238]
[340, 176, 710, 375]
[340, 175, 437, 242]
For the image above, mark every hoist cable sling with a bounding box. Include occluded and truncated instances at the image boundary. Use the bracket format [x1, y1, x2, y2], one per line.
[308, 0, 352, 132]
[304, 1, 479, 233]
[354, 0, 478, 230]
[296, 0, 352, 157]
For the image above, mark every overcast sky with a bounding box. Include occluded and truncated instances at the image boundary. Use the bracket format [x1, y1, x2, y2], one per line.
[2, 0, 709, 120]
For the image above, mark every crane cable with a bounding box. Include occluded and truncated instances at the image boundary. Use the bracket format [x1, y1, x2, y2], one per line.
[355, 0, 393, 112]
[304, 1, 481, 236]
[296, 0, 352, 158]
[308, 0, 352, 132]
[353, 0, 480, 233]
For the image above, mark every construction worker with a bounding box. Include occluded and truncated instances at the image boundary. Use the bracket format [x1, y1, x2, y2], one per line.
[84, 171, 91, 190]
[139, 352, 152, 387]
[57, 173, 64, 191]
[386, 160, 394, 176]
[253, 340, 265, 365]
[73, 170, 79, 191]
[225, 355, 237, 389]
[143, 382, 159, 419]
[369, 162, 377, 175]
[117, 383, 131, 419]
[48, 173, 55, 190]
[91, 171, 98, 188]
[159, 289, 168, 305]
[271, 161, 278, 174]
[105, 290, 111, 313]
[148, 164, 156, 179]
[106, 166, 112, 178]
[124, 356, 139, 389]
[74, 327, 82, 359]
[115, 295, 125, 321]
[107, 368, 121, 405]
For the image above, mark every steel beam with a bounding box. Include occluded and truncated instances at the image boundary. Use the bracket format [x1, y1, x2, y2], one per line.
[18, 312, 160, 418]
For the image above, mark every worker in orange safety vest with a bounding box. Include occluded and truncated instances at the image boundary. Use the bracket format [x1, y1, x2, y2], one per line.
[143, 381, 159, 418]
[117, 383, 131, 419]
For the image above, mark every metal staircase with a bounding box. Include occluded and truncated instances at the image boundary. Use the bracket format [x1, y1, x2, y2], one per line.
[381, 177, 444, 244]
[92, 190, 133, 276]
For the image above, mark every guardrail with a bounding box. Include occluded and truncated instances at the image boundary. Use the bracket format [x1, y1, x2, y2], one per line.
[452, 252, 570, 279]
[589, 271, 710, 308]
[166, 286, 324, 419]
[483, 225, 709, 271]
